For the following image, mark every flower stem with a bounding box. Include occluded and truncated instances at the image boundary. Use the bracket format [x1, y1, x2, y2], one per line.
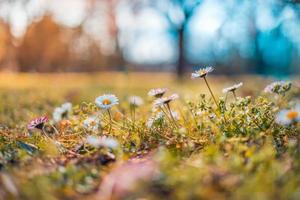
[50, 124, 59, 135]
[203, 77, 218, 106]
[232, 90, 237, 100]
[42, 126, 53, 140]
[42, 125, 78, 155]
[160, 106, 177, 129]
[224, 92, 228, 104]
[166, 103, 179, 129]
[131, 105, 136, 130]
[107, 109, 112, 134]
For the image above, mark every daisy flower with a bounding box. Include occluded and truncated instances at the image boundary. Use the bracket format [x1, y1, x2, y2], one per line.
[191, 66, 214, 79]
[148, 88, 168, 98]
[28, 116, 48, 130]
[53, 102, 72, 123]
[153, 93, 179, 107]
[83, 116, 100, 131]
[191, 66, 218, 106]
[128, 96, 144, 107]
[86, 135, 119, 149]
[264, 81, 292, 95]
[276, 105, 300, 125]
[222, 82, 243, 93]
[95, 94, 119, 109]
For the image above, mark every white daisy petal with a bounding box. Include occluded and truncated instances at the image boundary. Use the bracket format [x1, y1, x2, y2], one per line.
[191, 66, 214, 79]
[86, 135, 119, 149]
[148, 88, 168, 98]
[95, 94, 119, 109]
[222, 82, 243, 93]
[153, 93, 179, 108]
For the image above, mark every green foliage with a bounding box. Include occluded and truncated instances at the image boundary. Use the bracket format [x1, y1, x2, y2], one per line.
[0, 77, 299, 200]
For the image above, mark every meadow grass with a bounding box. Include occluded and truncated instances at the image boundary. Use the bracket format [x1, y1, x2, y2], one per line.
[0, 72, 299, 200]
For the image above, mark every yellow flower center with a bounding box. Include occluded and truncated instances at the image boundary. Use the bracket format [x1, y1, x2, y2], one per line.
[103, 99, 111, 105]
[286, 111, 298, 120]
[198, 69, 208, 77]
[90, 121, 96, 126]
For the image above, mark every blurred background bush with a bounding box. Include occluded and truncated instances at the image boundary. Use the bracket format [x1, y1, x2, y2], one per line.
[0, 0, 300, 77]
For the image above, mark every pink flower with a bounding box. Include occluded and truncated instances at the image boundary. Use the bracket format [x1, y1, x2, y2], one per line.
[27, 116, 48, 130]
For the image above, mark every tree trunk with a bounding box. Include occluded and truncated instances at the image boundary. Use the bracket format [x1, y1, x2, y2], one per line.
[176, 27, 185, 78]
[107, 0, 126, 71]
[254, 31, 265, 74]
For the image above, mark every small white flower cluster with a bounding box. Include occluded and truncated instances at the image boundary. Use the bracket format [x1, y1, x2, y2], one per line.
[147, 88, 180, 128]
[86, 135, 119, 149]
[264, 81, 292, 95]
[148, 88, 179, 107]
[53, 102, 72, 123]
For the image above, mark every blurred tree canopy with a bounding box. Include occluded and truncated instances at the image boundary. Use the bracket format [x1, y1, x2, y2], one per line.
[0, 0, 299, 76]
[17, 15, 70, 72]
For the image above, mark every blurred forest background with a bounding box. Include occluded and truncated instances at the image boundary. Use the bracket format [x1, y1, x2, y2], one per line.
[0, 0, 300, 77]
